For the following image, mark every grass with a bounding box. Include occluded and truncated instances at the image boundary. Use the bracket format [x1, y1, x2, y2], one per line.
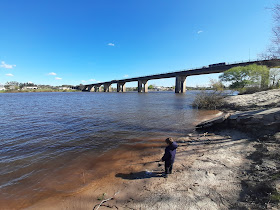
[271, 192, 280, 202]
[97, 193, 107, 201]
[271, 172, 280, 180]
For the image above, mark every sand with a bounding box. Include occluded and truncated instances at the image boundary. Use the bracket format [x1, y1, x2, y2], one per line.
[21, 90, 280, 210]
[23, 89, 280, 209]
[25, 129, 257, 210]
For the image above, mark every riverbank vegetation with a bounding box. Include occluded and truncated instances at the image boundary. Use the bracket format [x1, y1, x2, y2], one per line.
[0, 88, 79, 93]
[0, 81, 78, 93]
[192, 64, 280, 109]
[193, 2, 280, 109]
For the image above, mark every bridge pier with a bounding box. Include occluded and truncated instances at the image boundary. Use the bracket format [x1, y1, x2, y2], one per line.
[138, 80, 148, 93]
[83, 85, 92, 92]
[89, 85, 95, 92]
[175, 76, 187, 93]
[94, 85, 101, 92]
[117, 82, 126, 92]
[104, 83, 112, 92]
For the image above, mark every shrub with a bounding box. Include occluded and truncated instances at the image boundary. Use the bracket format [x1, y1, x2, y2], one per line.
[192, 90, 225, 109]
[238, 86, 273, 95]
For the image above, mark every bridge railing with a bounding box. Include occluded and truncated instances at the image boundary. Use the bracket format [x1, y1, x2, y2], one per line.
[113, 59, 263, 81]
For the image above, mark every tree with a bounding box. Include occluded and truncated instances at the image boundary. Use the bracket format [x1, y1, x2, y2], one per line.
[219, 64, 269, 89]
[209, 79, 224, 91]
[148, 85, 154, 89]
[270, 68, 280, 87]
[249, 64, 270, 88]
[4, 81, 19, 90]
[261, 4, 280, 58]
[219, 66, 251, 88]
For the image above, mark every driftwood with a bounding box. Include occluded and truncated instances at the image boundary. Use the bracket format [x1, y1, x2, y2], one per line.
[93, 191, 120, 210]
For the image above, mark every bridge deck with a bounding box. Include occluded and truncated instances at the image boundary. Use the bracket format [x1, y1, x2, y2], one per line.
[82, 59, 280, 87]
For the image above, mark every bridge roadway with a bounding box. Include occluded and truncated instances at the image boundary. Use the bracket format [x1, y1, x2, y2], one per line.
[79, 59, 280, 93]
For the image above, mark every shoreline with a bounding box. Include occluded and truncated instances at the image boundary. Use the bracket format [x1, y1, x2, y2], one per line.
[22, 112, 228, 209]
[28, 128, 257, 209]
[27, 89, 280, 209]
[4, 89, 280, 209]
[0, 92, 221, 209]
[2, 140, 165, 209]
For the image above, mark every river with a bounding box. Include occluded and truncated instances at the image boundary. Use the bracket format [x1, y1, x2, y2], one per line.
[0, 91, 220, 208]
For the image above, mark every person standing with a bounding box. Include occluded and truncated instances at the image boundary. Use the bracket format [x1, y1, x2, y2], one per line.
[161, 137, 178, 178]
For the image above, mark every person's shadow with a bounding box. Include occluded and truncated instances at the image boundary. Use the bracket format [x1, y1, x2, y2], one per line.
[115, 171, 163, 180]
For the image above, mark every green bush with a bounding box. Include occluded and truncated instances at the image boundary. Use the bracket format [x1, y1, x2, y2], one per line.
[192, 91, 225, 109]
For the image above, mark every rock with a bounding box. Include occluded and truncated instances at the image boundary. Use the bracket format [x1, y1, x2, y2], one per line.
[275, 180, 280, 192]
[197, 107, 280, 136]
[262, 159, 277, 170]
[196, 113, 230, 129]
[274, 132, 280, 140]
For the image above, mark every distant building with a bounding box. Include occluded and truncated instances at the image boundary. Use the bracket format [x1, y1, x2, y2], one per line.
[59, 87, 71, 90]
[154, 86, 171, 91]
[0, 84, 5, 90]
[23, 86, 38, 90]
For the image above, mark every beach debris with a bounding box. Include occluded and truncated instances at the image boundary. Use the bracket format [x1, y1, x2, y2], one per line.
[94, 191, 120, 210]
[97, 193, 107, 201]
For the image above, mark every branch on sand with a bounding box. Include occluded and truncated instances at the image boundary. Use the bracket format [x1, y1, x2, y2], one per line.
[93, 191, 120, 210]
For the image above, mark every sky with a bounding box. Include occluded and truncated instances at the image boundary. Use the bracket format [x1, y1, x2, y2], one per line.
[0, 0, 278, 87]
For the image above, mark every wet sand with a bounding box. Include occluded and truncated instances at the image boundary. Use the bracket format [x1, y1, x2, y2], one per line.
[26, 129, 255, 210]
[2, 112, 223, 209]
[22, 112, 240, 210]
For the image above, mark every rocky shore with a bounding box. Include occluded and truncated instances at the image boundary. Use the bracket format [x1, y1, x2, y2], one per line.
[196, 89, 280, 209]
[27, 89, 280, 210]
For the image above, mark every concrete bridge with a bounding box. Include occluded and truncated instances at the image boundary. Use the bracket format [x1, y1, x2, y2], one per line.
[77, 59, 280, 93]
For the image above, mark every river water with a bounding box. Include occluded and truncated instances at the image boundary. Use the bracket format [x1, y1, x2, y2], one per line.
[0, 91, 220, 208]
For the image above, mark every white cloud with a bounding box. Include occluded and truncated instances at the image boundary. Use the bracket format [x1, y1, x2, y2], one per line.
[1, 61, 16, 69]
[108, 43, 115, 46]
[197, 30, 203, 34]
[48, 72, 57, 75]
[81, 79, 99, 84]
[55, 77, 62, 80]
[123, 75, 129, 78]
[5, 73, 14, 76]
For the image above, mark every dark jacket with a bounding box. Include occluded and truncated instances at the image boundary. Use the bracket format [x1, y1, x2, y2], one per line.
[162, 142, 178, 165]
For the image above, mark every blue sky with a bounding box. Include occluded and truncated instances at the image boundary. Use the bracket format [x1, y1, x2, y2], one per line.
[0, 0, 278, 87]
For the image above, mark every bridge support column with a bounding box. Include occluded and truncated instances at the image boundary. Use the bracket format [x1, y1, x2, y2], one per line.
[83, 85, 92, 92]
[138, 80, 148, 93]
[104, 84, 112, 92]
[175, 76, 187, 93]
[117, 82, 126, 92]
[90, 85, 95, 92]
[94, 85, 100, 92]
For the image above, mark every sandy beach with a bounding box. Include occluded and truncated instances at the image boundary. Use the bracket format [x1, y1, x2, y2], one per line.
[26, 129, 258, 210]
[21, 90, 280, 209]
